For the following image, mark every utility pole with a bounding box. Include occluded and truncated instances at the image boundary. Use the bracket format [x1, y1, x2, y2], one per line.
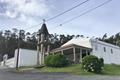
[37, 34, 40, 65]
[16, 31, 20, 70]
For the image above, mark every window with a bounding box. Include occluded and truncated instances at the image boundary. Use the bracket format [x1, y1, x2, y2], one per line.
[95, 45, 98, 51]
[95, 44, 98, 51]
[104, 47, 106, 52]
[111, 49, 113, 54]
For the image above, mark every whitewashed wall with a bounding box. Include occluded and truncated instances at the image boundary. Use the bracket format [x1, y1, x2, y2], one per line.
[91, 39, 120, 64]
[0, 49, 38, 68]
[14, 49, 38, 67]
[0, 58, 15, 68]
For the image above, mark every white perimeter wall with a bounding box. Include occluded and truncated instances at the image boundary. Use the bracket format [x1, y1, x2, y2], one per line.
[14, 49, 37, 67]
[1, 58, 15, 68]
[91, 40, 120, 64]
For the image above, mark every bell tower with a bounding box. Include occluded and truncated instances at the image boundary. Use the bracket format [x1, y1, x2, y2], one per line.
[37, 21, 50, 65]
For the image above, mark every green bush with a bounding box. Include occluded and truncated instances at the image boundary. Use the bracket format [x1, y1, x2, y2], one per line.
[45, 54, 69, 67]
[82, 55, 104, 73]
[99, 58, 104, 67]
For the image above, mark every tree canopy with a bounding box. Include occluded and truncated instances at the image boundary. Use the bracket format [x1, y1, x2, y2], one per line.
[0, 28, 120, 61]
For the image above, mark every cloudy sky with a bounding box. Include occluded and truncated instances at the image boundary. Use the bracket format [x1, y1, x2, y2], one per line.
[0, 0, 120, 37]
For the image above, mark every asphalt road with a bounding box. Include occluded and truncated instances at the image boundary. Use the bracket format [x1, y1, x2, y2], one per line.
[0, 69, 120, 80]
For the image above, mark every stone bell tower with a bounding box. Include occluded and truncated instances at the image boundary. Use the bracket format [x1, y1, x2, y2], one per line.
[37, 21, 50, 65]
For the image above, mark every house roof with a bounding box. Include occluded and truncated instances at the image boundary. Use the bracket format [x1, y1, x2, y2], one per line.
[51, 43, 91, 53]
[51, 37, 120, 53]
[51, 37, 92, 53]
[61, 37, 92, 48]
[38, 23, 49, 35]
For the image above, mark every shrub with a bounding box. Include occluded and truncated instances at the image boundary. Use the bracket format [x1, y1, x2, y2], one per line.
[45, 54, 69, 67]
[99, 58, 104, 67]
[82, 55, 104, 73]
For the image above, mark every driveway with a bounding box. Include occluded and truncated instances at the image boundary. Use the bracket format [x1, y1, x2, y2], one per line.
[0, 68, 120, 80]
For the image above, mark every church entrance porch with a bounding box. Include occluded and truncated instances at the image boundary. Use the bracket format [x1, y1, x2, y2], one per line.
[51, 44, 92, 63]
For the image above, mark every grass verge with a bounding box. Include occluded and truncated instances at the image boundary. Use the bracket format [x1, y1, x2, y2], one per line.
[36, 64, 95, 75]
[36, 64, 120, 75]
[103, 64, 120, 75]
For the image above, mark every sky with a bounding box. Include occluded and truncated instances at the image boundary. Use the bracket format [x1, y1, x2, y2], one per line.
[0, 0, 120, 38]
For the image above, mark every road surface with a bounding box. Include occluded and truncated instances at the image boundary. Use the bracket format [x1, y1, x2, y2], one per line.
[0, 68, 120, 80]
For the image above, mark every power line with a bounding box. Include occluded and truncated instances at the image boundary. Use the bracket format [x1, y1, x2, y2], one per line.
[24, 0, 90, 30]
[46, 0, 90, 22]
[54, 0, 112, 28]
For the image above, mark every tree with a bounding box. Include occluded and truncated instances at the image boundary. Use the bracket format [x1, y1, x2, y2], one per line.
[102, 33, 107, 41]
[100, 32, 120, 47]
[19, 30, 25, 41]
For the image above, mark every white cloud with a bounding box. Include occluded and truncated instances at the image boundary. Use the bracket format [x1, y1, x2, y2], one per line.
[17, 14, 38, 27]
[17, 0, 49, 17]
[5, 10, 17, 18]
[0, 0, 49, 17]
[0, 0, 50, 28]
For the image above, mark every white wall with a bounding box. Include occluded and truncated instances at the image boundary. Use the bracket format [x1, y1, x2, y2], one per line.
[0, 49, 38, 68]
[14, 49, 38, 67]
[0, 58, 15, 68]
[91, 39, 120, 64]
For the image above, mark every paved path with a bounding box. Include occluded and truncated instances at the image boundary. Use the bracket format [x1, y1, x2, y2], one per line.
[0, 69, 120, 80]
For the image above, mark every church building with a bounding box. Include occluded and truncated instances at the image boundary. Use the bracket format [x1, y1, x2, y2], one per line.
[51, 37, 120, 64]
[1, 23, 120, 68]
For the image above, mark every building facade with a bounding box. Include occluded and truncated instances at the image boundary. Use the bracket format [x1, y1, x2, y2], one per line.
[51, 37, 120, 64]
[91, 39, 120, 64]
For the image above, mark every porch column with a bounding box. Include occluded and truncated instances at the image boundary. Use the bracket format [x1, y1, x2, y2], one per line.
[47, 45, 50, 55]
[73, 47, 76, 62]
[86, 50, 88, 56]
[61, 50, 64, 55]
[80, 49, 82, 63]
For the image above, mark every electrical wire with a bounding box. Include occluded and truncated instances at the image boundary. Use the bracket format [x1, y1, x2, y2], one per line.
[0, 0, 113, 53]
[54, 0, 112, 28]
[46, 0, 90, 22]
[24, 0, 90, 30]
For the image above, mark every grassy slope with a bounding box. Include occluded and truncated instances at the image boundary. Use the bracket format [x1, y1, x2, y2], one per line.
[37, 64, 96, 75]
[37, 64, 120, 75]
[103, 64, 120, 75]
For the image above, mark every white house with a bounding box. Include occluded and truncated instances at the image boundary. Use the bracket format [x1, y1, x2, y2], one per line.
[51, 37, 120, 64]
[91, 38, 120, 64]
